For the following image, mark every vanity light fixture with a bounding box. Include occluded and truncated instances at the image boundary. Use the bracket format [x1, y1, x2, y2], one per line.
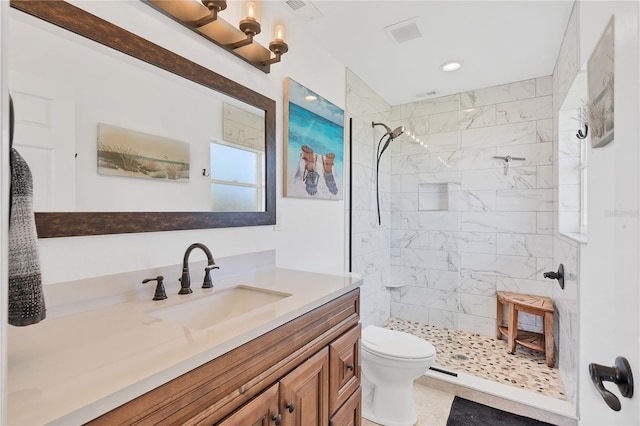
[145, 0, 289, 73]
[440, 60, 462, 72]
[263, 25, 289, 66]
[231, 2, 261, 49]
[196, 0, 227, 27]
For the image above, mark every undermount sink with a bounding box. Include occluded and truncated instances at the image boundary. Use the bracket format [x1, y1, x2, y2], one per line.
[148, 285, 292, 331]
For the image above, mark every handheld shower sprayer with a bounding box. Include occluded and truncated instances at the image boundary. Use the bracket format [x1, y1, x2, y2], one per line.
[372, 122, 406, 141]
[372, 121, 406, 225]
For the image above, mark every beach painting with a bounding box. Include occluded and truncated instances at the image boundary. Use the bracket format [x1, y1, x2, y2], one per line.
[97, 123, 190, 182]
[284, 78, 344, 200]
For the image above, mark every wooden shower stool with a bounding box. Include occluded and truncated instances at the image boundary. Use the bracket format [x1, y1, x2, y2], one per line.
[496, 291, 554, 367]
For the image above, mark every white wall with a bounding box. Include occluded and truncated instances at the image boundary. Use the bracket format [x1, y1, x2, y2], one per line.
[12, 1, 348, 284]
[576, 1, 639, 424]
[11, 12, 221, 212]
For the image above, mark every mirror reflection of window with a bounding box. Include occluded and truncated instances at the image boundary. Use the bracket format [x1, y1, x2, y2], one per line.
[210, 141, 264, 212]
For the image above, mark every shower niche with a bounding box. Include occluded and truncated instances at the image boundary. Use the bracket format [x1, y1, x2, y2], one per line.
[418, 182, 460, 211]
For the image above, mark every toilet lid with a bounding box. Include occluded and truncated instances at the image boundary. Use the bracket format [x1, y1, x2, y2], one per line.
[362, 325, 436, 360]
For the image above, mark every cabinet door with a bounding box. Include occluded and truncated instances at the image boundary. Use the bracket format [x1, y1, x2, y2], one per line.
[217, 383, 280, 426]
[329, 324, 361, 415]
[329, 387, 361, 426]
[279, 348, 329, 426]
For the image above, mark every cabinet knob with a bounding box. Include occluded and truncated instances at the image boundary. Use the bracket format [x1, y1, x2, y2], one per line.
[346, 363, 355, 371]
[272, 414, 282, 425]
[286, 402, 295, 413]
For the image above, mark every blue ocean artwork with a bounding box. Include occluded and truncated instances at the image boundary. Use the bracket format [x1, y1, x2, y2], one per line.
[286, 79, 344, 200]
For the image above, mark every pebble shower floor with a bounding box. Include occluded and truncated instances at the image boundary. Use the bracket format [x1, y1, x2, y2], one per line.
[382, 318, 566, 400]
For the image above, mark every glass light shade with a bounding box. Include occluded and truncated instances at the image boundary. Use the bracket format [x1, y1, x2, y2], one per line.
[274, 24, 286, 41]
[244, 1, 260, 21]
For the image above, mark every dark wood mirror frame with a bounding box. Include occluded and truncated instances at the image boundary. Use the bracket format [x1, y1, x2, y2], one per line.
[11, 0, 276, 238]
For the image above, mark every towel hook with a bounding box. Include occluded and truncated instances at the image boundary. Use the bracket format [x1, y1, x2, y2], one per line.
[577, 124, 589, 139]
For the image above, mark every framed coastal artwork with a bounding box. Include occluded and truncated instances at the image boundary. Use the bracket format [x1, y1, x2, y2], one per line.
[587, 17, 614, 148]
[283, 77, 344, 200]
[97, 123, 190, 182]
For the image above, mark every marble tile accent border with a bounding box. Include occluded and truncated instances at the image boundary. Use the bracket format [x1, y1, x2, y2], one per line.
[382, 317, 567, 400]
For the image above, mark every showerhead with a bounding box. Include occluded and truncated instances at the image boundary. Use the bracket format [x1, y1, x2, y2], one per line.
[371, 121, 407, 226]
[389, 126, 405, 140]
[372, 121, 405, 140]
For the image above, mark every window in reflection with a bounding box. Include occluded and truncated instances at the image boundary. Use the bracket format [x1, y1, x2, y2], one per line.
[210, 141, 264, 212]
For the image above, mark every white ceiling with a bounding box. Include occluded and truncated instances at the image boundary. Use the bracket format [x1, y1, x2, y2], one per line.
[279, 0, 575, 106]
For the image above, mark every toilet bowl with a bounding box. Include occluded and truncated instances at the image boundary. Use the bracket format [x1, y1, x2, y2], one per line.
[361, 325, 436, 426]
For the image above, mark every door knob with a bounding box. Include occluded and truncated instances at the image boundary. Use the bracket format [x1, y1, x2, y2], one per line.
[589, 356, 634, 411]
[543, 264, 565, 289]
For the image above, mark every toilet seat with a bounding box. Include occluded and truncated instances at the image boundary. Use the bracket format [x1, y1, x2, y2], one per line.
[362, 325, 436, 361]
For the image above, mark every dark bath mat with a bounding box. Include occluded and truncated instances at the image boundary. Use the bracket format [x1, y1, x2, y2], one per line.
[446, 396, 555, 426]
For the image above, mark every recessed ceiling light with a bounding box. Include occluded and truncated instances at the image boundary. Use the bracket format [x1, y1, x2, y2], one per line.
[305, 95, 317, 101]
[440, 61, 462, 72]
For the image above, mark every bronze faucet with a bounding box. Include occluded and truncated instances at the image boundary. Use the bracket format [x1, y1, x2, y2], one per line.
[179, 243, 219, 294]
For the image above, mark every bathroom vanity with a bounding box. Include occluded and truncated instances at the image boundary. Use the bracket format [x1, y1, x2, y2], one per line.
[7, 251, 362, 425]
[90, 290, 361, 425]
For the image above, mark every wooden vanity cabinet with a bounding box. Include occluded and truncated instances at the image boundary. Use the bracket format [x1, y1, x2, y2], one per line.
[279, 348, 329, 426]
[87, 289, 360, 426]
[220, 348, 331, 426]
[217, 383, 279, 426]
[329, 324, 361, 415]
[330, 387, 362, 426]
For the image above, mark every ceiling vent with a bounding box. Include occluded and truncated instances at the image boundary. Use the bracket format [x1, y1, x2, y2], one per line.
[285, 0, 323, 22]
[285, 0, 306, 11]
[385, 17, 422, 44]
[416, 89, 439, 98]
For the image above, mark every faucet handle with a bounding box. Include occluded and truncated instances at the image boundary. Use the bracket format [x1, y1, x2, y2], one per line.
[142, 275, 168, 301]
[202, 265, 220, 289]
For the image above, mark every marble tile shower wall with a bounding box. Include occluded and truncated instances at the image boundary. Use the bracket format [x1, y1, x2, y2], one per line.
[387, 77, 556, 337]
[551, 2, 579, 405]
[346, 69, 393, 327]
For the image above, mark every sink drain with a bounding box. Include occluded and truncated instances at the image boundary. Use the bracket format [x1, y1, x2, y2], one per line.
[452, 354, 469, 361]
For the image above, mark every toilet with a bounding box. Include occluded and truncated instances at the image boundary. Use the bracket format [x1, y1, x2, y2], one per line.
[361, 325, 436, 426]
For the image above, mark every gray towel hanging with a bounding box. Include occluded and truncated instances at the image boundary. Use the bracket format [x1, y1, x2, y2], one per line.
[8, 96, 46, 326]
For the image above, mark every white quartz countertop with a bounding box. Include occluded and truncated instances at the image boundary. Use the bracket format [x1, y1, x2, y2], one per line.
[7, 259, 362, 425]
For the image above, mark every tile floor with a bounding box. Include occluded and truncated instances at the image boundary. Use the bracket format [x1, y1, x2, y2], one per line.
[362, 383, 454, 426]
[360, 318, 574, 425]
[382, 318, 566, 400]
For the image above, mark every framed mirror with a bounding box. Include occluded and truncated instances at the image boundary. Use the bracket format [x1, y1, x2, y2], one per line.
[9, 0, 276, 237]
